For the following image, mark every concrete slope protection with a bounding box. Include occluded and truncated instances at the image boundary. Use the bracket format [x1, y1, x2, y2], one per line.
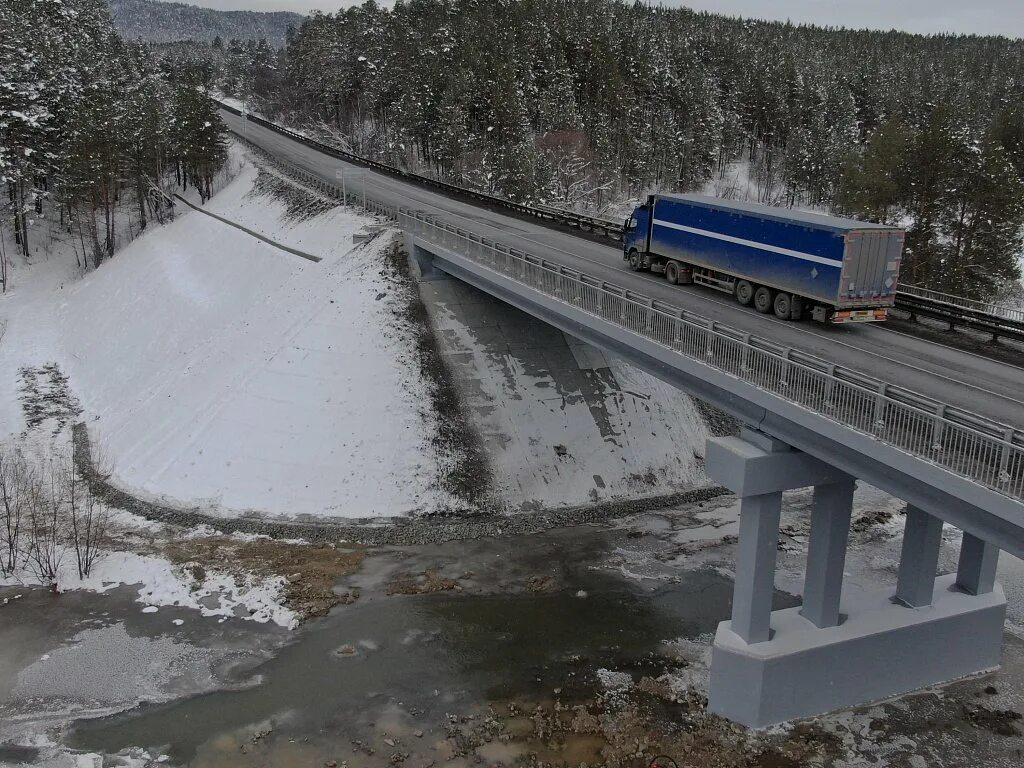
[220, 109, 1024, 430]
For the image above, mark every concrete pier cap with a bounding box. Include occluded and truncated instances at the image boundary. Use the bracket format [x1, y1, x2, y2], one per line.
[705, 428, 1007, 729]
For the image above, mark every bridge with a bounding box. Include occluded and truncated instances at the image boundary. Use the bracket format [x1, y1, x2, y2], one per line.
[218, 104, 1024, 727]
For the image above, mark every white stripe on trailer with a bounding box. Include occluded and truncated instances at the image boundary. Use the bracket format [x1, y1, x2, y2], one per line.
[652, 219, 845, 268]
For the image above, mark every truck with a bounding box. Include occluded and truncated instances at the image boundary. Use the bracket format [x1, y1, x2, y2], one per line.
[622, 194, 905, 323]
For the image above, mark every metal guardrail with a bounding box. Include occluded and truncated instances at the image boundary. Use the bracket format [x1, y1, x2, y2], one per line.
[217, 99, 622, 240]
[895, 291, 1024, 343]
[399, 209, 1024, 504]
[898, 284, 1024, 325]
[228, 108, 1024, 503]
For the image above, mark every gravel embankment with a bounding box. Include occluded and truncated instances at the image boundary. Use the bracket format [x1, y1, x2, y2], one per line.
[72, 423, 728, 545]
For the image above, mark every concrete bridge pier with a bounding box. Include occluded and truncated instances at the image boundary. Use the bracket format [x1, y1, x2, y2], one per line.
[706, 429, 1007, 728]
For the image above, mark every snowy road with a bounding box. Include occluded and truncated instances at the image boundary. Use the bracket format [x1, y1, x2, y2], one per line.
[221, 109, 1024, 429]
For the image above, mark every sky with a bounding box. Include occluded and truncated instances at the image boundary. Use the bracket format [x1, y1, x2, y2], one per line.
[173, 0, 1024, 40]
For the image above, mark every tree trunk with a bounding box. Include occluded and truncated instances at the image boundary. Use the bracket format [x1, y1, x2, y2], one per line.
[136, 175, 148, 231]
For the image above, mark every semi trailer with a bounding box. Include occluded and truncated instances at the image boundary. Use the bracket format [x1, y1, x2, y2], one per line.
[622, 194, 905, 323]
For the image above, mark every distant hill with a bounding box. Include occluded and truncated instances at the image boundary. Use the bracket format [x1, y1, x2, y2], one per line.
[109, 0, 304, 46]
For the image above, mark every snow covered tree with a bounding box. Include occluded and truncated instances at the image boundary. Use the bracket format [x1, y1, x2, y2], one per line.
[216, 0, 1024, 298]
[1, 0, 227, 267]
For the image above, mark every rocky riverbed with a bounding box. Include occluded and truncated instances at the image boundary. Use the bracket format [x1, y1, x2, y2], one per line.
[2, 487, 1023, 768]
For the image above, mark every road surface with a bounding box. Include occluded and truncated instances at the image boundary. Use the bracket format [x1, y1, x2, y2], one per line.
[222, 110, 1024, 429]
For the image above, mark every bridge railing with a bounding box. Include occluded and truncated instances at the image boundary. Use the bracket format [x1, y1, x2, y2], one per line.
[399, 209, 1024, 504]
[897, 284, 1024, 324]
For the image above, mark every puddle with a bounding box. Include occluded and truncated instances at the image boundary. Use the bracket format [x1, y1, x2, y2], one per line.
[68, 557, 798, 764]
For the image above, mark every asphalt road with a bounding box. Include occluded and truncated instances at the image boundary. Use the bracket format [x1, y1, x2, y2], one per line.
[222, 110, 1024, 429]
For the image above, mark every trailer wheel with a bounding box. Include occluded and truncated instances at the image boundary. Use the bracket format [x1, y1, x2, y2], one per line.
[735, 280, 754, 306]
[665, 261, 680, 284]
[754, 286, 774, 314]
[773, 292, 793, 319]
[628, 250, 642, 271]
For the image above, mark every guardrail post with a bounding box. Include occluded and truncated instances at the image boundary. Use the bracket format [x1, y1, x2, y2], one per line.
[998, 427, 1015, 482]
[780, 348, 792, 388]
[873, 383, 888, 431]
[823, 365, 836, 410]
[931, 405, 946, 454]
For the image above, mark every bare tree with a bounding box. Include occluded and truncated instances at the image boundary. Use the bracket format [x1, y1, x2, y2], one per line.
[24, 455, 67, 590]
[67, 442, 110, 579]
[0, 444, 30, 576]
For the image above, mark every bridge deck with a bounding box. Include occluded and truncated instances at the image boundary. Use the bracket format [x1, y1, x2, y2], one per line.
[221, 110, 1024, 431]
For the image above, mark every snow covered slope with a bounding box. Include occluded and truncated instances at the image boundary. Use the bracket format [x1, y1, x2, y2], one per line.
[422, 277, 711, 510]
[2, 162, 445, 519]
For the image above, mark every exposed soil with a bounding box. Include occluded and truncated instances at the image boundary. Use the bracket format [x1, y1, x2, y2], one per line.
[430, 679, 845, 768]
[963, 704, 1023, 737]
[384, 241, 495, 508]
[691, 397, 742, 438]
[385, 568, 463, 595]
[164, 536, 365, 620]
[851, 507, 896, 533]
[18, 362, 82, 435]
[247, 167, 337, 221]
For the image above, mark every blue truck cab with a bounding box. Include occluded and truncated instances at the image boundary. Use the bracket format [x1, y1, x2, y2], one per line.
[623, 194, 905, 323]
[623, 203, 651, 260]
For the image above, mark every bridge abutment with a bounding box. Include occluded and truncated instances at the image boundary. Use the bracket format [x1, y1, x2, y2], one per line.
[706, 430, 1006, 728]
[405, 233, 445, 282]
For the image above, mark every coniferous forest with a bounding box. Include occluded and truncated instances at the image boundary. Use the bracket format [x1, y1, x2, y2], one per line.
[0, 0, 226, 273]
[4, 0, 1023, 300]
[211, 0, 1024, 301]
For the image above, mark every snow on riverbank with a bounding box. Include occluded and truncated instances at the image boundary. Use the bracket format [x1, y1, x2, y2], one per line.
[1, 548, 297, 628]
[0, 155, 445, 519]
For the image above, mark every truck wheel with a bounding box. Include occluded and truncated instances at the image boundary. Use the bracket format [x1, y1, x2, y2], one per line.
[665, 261, 680, 284]
[773, 292, 793, 319]
[628, 250, 642, 271]
[735, 280, 754, 306]
[754, 286, 774, 314]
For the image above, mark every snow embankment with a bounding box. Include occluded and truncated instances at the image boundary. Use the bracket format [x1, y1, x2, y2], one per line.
[2, 161, 445, 519]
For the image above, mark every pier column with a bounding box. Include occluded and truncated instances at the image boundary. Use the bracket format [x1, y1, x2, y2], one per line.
[800, 476, 856, 628]
[895, 505, 944, 608]
[706, 428, 851, 644]
[956, 532, 1000, 596]
[705, 433, 1006, 729]
[730, 491, 783, 643]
